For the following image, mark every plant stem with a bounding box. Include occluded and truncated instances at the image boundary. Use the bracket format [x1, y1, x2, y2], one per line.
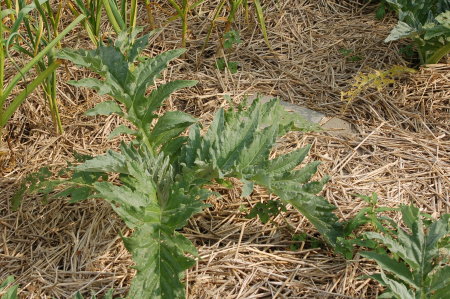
[0, 15, 4, 100]
[0, 14, 85, 108]
[145, 0, 156, 29]
[130, 0, 138, 31]
[0, 16, 4, 146]
[426, 43, 450, 64]
[0, 61, 60, 128]
[181, 0, 189, 48]
[102, 0, 123, 33]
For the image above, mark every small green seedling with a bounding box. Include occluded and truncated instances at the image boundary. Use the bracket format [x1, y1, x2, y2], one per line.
[334, 193, 397, 259]
[339, 48, 363, 62]
[290, 233, 323, 251]
[223, 30, 242, 49]
[246, 200, 287, 224]
[216, 57, 239, 74]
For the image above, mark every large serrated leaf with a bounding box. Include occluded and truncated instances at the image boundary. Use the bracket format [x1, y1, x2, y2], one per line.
[364, 231, 419, 269]
[179, 99, 343, 246]
[267, 145, 311, 175]
[280, 188, 341, 245]
[32, 33, 344, 297]
[149, 111, 197, 148]
[238, 125, 278, 173]
[124, 226, 196, 299]
[362, 205, 450, 298]
[76, 149, 128, 173]
[360, 251, 418, 288]
[379, 271, 415, 299]
[59, 50, 131, 106]
[131, 49, 186, 101]
[131, 80, 197, 124]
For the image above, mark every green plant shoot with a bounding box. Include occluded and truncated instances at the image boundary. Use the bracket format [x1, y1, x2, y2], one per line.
[20, 29, 345, 297]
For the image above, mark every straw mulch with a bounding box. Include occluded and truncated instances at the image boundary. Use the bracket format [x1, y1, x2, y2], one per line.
[1, 0, 449, 298]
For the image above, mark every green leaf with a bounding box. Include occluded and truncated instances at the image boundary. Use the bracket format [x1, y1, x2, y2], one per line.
[237, 125, 278, 173]
[149, 111, 197, 148]
[57, 186, 95, 204]
[131, 80, 197, 125]
[69, 78, 125, 101]
[223, 30, 241, 49]
[360, 251, 418, 288]
[241, 179, 254, 197]
[376, 4, 387, 20]
[160, 136, 188, 158]
[124, 227, 196, 299]
[215, 58, 226, 71]
[215, 58, 238, 73]
[94, 181, 157, 228]
[227, 61, 239, 74]
[132, 49, 186, 103]
[76, 148, 128, 174]
[58, 49, 131, 106]
[85, 101, 123, 116]
[267, 145, 311, 175]
[108, 125, 137, 139]
[97, 45, 129, 85]
[362, 205, 450, 297]
[385, 21, 415, 42]
[253, 0, 271, 49]
[379, 271, 415, 299]
[400, 204, 419, 230]
[281, 187, 341, 245]
[128, 31, 152, 62]
[246, 200, 286, 224]
[429, 266, 450, 295]
[27, 35, 345, 297]
[0, 276, 18, 299]
[180, 99, 342, 245]
[364, 231, 419, 269]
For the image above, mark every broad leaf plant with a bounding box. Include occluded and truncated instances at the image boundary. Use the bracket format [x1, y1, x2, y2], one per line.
[19, 29, 344, 298]
[385, 0, 450, 64]
[361, 205, 450, 299]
